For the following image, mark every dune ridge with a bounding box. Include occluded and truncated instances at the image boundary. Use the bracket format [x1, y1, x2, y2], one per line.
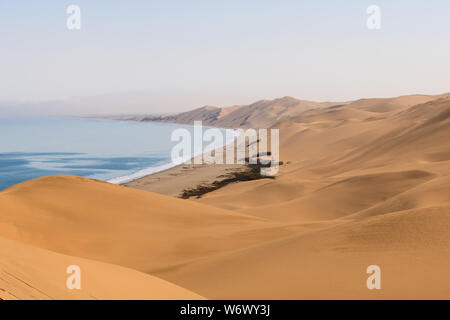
[113, 96, 343, 128]
[112, 93, 449, 129]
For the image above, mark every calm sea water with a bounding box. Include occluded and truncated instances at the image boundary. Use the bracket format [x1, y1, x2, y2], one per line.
[0, 117, 209, 191]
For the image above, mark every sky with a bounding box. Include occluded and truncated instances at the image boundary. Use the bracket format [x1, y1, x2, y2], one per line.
[0, 0, 450, 114]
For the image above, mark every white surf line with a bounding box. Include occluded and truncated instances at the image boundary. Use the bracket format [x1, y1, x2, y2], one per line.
[107, 127, 241, 185]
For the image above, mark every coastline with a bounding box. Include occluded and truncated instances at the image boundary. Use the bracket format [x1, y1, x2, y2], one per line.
[98, 118, 235, 187]
[120, 135, 249, 198]
[114, 121, 250, 198]
[122, 162, 247, 198]
[108, 159, 180, 185]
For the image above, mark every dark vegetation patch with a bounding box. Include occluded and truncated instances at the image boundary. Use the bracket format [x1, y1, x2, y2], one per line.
[180, 163, 276, 199]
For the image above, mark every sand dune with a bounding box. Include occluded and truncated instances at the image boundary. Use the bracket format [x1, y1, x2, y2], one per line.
[348, 175, 450, 220]
[113, 93, 449, 129]
[212, 97, 339, 128]
[160, 94, 450, 298]
[233, 170, 435, 221]
[115, 96, 342, 128]
[344, 93, 450, 113]
[159, 206, 450, 299]
[0, 175, 284, 274]
[0, 236, 203, 300]
[1, 92, 450, 300]
[196, 96, 450, 221]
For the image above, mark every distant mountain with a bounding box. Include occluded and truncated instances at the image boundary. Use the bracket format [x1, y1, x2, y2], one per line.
[124, 93, 450, 128]
[116, 96, 342, 128]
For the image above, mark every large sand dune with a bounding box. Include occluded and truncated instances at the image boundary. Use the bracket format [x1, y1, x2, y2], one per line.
[0, 175, 278, 273]
[176, 94, 450, 298]
[114, 96, 343, 128]
[113, 93, 450, 128]
[159, 206, 450, 299]
[0, 236, 203, 300]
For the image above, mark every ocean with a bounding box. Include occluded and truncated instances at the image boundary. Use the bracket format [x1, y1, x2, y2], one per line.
[0, 117, 216, 191]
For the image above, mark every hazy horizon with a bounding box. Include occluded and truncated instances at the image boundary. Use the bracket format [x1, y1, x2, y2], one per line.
[1, 0, 449, 115]
[2, 90, 450, 118]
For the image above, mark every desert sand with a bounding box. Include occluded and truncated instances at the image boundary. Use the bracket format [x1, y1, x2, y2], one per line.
[0, 236, 203, 300]
[1, 93, 449, 299]
[123, 163, 246, 197]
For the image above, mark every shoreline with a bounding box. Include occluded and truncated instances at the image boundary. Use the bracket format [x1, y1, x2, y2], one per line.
[108, 160, 180, 185]
[121, 136, 247, 198]
[116, 124, 249, 198]
[122, 162, 248, 198]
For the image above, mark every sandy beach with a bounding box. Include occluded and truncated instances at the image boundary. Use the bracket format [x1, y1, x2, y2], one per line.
[123, 162, 247, 198]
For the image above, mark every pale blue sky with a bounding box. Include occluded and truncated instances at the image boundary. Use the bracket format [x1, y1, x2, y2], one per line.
[1, 0, 449, 113]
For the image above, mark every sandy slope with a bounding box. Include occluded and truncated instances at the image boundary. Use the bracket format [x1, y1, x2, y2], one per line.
[0, 175, 282, 273]
[165, 94, 450, 298]
[195, 97, 450, 220]
[345, 93, 450, 113]
[159, 206, 450, 299]
[0, 236, 203, 300]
